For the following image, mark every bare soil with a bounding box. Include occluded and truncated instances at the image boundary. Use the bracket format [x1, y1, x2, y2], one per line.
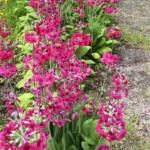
[115, 0, 150, 149]
[116, 0, 150, 37]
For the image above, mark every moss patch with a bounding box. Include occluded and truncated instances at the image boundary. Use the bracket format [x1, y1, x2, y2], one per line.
[121, 25, 150, 51]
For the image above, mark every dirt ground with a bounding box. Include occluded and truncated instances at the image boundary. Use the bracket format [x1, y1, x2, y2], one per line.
[115, 0, 150, 149]
[117, 0, 150, 37]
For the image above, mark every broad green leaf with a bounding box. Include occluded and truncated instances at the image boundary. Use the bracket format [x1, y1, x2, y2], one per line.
[83, 60, 95, 65]
[91, 69, 96, 75]
[82, 119, 99, 145]
[25, 6, 35, 13]
[94, 28, 106, 44]
[94, 37, 107, 49]
[68, 145, 77, 150]
[65, 25, 74, 29]
[18, 93, 34, 109]
[16, 63, 23, 69]
[18, 43, 33, 54]
[80, 84, 85, 90]
[81, 142, 90, 150]
[92, 53, 100, 59]
[98, 138, 107, 145]
[48, 138, 58, 150]
[16, 69, 32, 89]
[19, 15, 29, 22]
[98, 46, 112, 55]
[76, 46, 91, 58]
[82, 119, 93, 136]
[84, 136, 96, 145]
[22, 26, 32, 33]
[106, 40, 120, 45]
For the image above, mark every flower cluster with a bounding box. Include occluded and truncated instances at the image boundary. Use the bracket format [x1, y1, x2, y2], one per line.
[76, 5, 86, 18]
[0, 117, 48, 150]
[111, 72, 128, 100]
[76, 0, 120, 17]
[0, 19, 17, 78]
[0, 63, 17, 78]
[96, 102, 126, 141]
[99, 0, 120, 14]
[27, 0, 92, 137]
[0, 0, 124, 149]
[96, 144, 110, 150]
[100, 51, 119, 68]
[86, 0, 119, 14]
[106, 27, 121, 39]
[70, 31, 91, 46]
[0, 19, 11, 38]
[30, 0, 62, 14]
[97, 37, 128, 149]
[0, 0, 92, 149]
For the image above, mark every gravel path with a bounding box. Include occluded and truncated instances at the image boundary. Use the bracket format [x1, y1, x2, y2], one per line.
[119, 45, 150, 135]
[116, 0, 150, 37]
[116, 0, 150, 149]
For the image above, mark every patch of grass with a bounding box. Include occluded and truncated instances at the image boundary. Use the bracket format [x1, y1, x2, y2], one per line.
[121, 25, 150, 50]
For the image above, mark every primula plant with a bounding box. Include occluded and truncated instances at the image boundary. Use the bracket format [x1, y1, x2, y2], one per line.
[0, 0, 128, 150]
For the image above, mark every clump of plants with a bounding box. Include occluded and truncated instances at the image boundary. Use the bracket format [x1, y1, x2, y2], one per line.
[0, 0, 128, 150]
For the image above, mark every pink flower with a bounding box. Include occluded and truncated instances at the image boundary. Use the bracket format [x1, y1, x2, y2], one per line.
[23, 55, 33, 70]
[25, 32, 38, 43]
[77, 0, 84, 3]
[82, 102, 96, 115]
[72, 112, 79, 120]
[0, 49, 14, 60]
[96, 102, 126, 141]
[112, 73, 121, 87]
[0, 63, 17, 78]
[106, 27, 121, 39]
[19, 142, 36, 150]
[87, 0, 100, 6]
[111, 88, 122, 99]
[0, 26, 10, 38]
[96, 144, 110, 150]
[100, 52, 119, 68]
[111, 73, 128, 99]
[76, 5, 86, 18]
[104, 6, 114, 14]
[111, 0, 119, 4]
[0, 0, 124, 148]
[71, 32, 91, 46]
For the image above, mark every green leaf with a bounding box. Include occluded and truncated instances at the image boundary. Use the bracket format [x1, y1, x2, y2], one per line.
[18, 43, 33, 54]
[82, 119, 99, 145]
[94, 37, 107, 49]
[98, 138, 107, 145]
[98, 46, 112, 55]
[92, 53, 100, 59]
[76, 46, 91, 58]
[16, 69, 33, 89]
[81, 142, 90, 150]
[94, 28, 106, 44]
[25, 6, 35, 13]
[80, 84, 85, 90]
[91, 69, 96, 75]
[19, 15, 29, 22]
[65, 25, 74, 29]
[84, 136, 96, 145]
[68, 145, 77, 150]
[18, 93, 34, 109]
[106, 40, 120, 45]
[82, 119, 93, 136]
[16, 63, 23, 69]
[83, 60, 95, 65]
